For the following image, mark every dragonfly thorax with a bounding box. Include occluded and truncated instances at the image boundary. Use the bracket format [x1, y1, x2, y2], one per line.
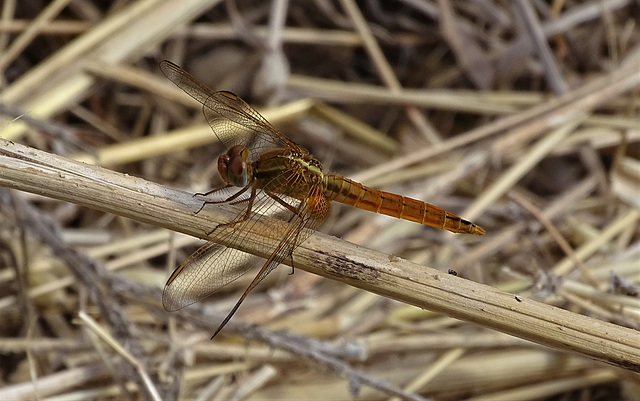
[218, 144, 250, 187]
[286, 150, 323, 175]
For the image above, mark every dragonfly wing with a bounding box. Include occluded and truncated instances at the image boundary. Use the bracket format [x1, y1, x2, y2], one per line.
[163, 241, 258, 311]
[159, 60, 293, 158]
[202, 91, 293, 151]
[160, 61, 218, 108]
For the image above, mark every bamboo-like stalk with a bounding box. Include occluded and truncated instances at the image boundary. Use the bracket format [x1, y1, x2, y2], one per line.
[0, 138, 638, 373]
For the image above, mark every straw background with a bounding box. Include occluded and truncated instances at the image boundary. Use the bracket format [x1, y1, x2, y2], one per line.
[0, 1, 639, 400]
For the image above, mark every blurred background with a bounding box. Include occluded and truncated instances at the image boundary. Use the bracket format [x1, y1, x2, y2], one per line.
[0, 1, 639, 400]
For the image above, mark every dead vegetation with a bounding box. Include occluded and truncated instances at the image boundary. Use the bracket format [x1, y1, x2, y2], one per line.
[0, 1, 639, 400]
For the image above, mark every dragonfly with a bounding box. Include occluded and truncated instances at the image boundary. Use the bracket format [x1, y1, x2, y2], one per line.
[159, 60, 485, 338]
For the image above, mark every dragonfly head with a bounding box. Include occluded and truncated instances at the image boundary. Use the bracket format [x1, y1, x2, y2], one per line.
[218, 145, 250, 187]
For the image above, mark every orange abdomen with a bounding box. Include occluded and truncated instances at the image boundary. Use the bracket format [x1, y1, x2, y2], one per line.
[323, 175, 485, 235]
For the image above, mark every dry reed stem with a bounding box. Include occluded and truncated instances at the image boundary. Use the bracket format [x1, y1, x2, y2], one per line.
[0, 138, 638, 373]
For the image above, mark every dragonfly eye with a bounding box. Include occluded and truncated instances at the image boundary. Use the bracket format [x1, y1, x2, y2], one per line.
[218, 145, 249, 187]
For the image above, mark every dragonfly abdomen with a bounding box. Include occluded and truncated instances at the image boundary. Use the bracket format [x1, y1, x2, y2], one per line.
[324, 175, 485, 235]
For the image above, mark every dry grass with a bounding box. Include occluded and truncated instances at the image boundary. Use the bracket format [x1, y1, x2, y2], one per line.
[1, 1, 639, 400]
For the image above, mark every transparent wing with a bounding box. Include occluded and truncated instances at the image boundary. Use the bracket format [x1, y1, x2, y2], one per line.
[160, 60, 298, 162]
[162, 242, 258, 311]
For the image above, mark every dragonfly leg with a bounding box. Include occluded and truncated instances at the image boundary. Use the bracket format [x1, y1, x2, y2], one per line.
[265, 190, 308, 275]
[195, 183, 251, 214]
[265, 191, 302, 216]
[288, 254, 295, 275]
[287, 226, 306, 275]
[229, 198, 250, 206]
[195, 202, 207, 214]
[195, 184, 233, 198]
[207, 184, 257, 235]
